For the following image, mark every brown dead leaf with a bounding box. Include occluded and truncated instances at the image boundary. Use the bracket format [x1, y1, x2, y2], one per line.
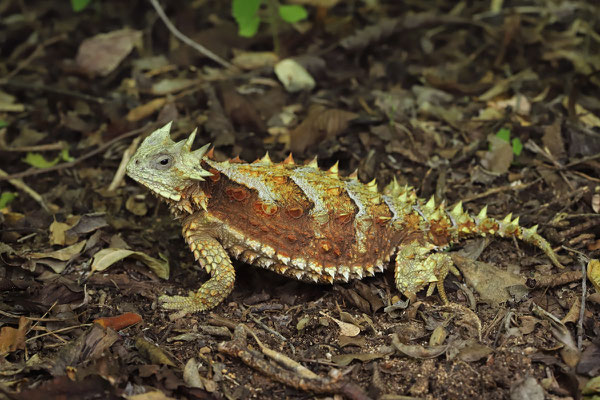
[0, 316, 30, 356]
[319, 311, 360, 337]
[542, 120, 566, 159]
[289, 105, 357, 153]
[220, 84, 265, 133]
[49, 220, 73, 246]
[76, 28, 142, 77]
[518, 316, 540, 335]
[28, 241, 86, 273]
[576, 343, 600, 376]
[456, 341, 493, 362]
[480, 133, 514, 174]
[452, 254, 527, 306]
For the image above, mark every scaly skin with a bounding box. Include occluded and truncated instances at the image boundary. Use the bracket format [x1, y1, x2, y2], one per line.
[126, 123, 564, 313]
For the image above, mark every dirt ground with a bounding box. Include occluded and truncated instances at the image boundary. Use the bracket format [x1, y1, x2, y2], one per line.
[1, 0, 599, 399]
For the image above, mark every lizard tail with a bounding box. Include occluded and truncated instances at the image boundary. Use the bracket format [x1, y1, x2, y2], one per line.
[450, 202, 564, 269]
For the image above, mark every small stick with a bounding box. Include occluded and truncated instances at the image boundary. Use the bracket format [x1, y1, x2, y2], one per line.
[108, 136, 141, 192]
[148, 0, 235, 70]
[577, 257, 587, 350]
[218, 325, 372, 400]
[0, 168, 49, 212]
[0, 124, 155, 181]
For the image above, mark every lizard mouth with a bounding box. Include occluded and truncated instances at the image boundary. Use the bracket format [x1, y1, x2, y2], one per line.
[127, 172, 182, 202]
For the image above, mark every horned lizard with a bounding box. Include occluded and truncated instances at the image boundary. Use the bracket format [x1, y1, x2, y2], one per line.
[126, 122, 564, 313]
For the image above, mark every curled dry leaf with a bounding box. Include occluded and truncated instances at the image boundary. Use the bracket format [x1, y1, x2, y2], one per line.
[91, 248, 169, 279]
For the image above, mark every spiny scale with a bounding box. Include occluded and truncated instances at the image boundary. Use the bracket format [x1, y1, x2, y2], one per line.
[125, 123, 565, 313]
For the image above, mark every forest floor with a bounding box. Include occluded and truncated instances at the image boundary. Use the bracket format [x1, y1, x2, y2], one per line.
[1, 0, 600, 399]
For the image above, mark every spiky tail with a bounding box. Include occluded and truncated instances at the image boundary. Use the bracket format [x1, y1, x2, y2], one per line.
[449, 202, 564, 269]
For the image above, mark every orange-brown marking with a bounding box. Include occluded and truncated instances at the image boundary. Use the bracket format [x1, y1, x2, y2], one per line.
[286, 207, 304, 219]
[253, 201, 278, 216]
[226, 187, 249, 201]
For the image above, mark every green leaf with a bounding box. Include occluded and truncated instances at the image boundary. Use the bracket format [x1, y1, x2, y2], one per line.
[511, 138, 523, 156]
[495, 127, 511, 143]
[278, 4, 308, 23]
[0, 192, 17, 209]
[60, 147, 75, 162]
[23, 152, 60, 168]
[0, 120, 7, 129]
[71, 0, 92, 12]
[232, 0, 262, 37]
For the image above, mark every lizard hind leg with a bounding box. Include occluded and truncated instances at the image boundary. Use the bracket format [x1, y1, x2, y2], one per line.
[394, 242, 460, 304]
[160, 233, 235, 313]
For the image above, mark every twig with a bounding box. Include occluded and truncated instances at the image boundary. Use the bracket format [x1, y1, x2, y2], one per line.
[148, 0, 235, 70]
[218, 325, 372, 400]
[526, 270, 582, 288]
[247, 311, 288, 343]
[0, 80, 105, 104]
[460, 180, 538, 204]
[26, 323, 93, 342]
[0, 309, 68, 322]
[0, 168, 50, 212]
[0, 124, 156, 181]
[0, 128, 67, 152]
[578, 257, 587, 350]
[108, 136, 141, 192]
[0, 34, 66, 83]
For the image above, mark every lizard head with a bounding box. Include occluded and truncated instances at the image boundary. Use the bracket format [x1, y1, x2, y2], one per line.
[126, 122, 213, 202]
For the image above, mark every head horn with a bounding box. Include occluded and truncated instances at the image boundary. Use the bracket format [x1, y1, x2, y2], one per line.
[145, 121, 175, 147]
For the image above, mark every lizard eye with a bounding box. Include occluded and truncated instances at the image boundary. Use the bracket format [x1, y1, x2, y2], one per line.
[154, 154, 173, 170]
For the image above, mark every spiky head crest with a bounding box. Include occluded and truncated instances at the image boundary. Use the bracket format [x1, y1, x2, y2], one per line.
[126, 122, 212, 201]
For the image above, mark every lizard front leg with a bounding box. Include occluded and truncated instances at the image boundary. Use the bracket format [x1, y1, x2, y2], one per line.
[394, 242, 459, 304]
[160, 217, 235, 313]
